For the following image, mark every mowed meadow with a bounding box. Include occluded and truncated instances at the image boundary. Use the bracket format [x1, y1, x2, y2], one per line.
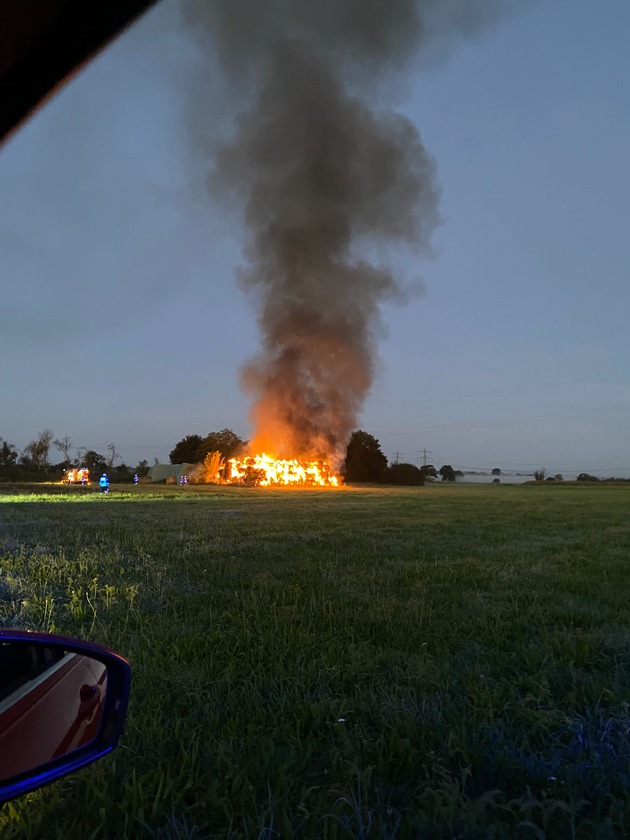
[1, 482, 630, 839]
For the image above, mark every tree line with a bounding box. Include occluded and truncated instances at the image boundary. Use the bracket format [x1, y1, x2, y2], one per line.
[0, 430, 150, 483]
[14, 426, 611, 487]
[342, 430, 459, 485]
[169, 428, 460, 486]
[0, 425, 462, 487]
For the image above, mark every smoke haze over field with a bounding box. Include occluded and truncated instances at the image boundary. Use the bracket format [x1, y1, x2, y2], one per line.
[182, 0, 505, 461]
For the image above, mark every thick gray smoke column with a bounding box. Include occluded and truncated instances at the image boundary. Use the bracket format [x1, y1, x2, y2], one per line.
[182, 1, 500, 461]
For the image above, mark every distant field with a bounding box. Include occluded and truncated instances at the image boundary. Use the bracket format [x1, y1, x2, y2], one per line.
[1, 482, 630, 839]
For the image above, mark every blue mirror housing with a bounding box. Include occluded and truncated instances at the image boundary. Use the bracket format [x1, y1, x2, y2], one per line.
[0, 629, 131, 803]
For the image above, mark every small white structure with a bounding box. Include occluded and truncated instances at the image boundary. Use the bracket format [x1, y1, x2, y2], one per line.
[146, 463, 202, 483]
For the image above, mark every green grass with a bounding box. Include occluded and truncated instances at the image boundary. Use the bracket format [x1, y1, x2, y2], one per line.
[1, 482, 630, 838]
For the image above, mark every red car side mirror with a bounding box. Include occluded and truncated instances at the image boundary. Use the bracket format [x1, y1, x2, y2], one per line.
[0, 630, 131, 803]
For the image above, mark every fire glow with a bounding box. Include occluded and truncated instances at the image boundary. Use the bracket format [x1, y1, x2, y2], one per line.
[227, 453, 339, 487]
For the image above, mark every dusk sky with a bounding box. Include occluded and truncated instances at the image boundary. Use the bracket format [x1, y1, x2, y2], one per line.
[1, 0, 628, 477]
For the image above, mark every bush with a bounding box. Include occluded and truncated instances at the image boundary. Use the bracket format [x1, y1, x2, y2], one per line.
[380, 463, 423, 486]
[577, 473, 599, 482]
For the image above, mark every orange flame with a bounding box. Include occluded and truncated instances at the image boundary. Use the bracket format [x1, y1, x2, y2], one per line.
[227, 453, 339, 487]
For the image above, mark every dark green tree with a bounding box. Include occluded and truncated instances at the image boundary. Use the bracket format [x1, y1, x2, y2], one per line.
[198, 429, 247, 461]
[83, 450, 108, 474]
[0, 438, 18, 479]
[381, 462, 423, 485]
[18, 453, 35, 470]
[419, 464, 438, 482]
[491, 467, 501, 476]
[135, 459, 150, 477]
[343, 430, 387, 483]
[0, 439, 18, 468]
[169, 435, 204, 464]
[112, 463, 133, 483]
[439, 464, 456, 482]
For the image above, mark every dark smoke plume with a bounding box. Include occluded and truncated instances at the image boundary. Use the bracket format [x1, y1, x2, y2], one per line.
[182, 0, 503, 461]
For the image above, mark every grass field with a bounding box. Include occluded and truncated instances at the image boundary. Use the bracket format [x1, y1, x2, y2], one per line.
[1, 482, 630, 839]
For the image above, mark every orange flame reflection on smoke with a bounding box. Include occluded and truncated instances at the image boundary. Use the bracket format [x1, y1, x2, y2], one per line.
[228, 453, 339, 487]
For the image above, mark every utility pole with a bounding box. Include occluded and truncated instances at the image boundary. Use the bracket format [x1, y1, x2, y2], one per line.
[417, 448, 433, 466]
